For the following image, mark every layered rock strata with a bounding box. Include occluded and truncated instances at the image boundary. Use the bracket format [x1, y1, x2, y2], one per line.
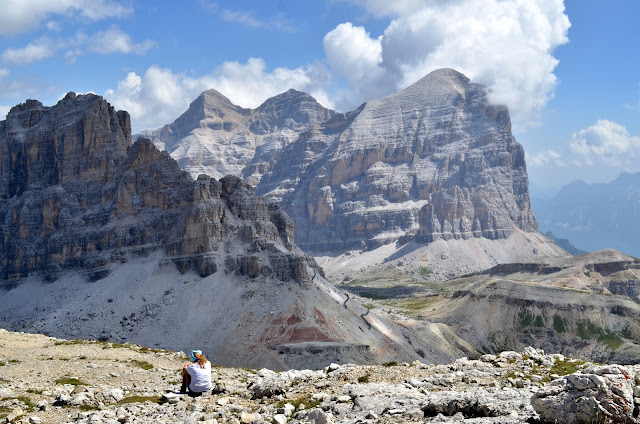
[141, 69, 538, 253]
[0, 93, 309, 282]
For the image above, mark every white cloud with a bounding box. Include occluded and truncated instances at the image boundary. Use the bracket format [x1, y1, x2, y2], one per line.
[1, 27, 155, 66]
[527, 149, 564, 167]
[89, 26, 157, 55]
[105, 59, 332, 133]
[325, 0, 570, 122]
[0, 105, 10, 120]
[2, 38, 56, 65]
[0, 0, 133, 35]
[220, 9, 296, 32]
[569, 120, 640, 167]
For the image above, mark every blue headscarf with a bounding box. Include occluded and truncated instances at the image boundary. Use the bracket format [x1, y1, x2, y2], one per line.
[190, 350, 202, 362]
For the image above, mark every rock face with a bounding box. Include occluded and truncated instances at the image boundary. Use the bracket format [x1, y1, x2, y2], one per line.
[0, 93, 442, 369]
[141, 69, 537, 253]
[0, 93, 305, 283]
[137, 88, 336, 185]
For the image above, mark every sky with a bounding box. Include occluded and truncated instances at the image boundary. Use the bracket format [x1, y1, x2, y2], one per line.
[0, 0, 638, 196]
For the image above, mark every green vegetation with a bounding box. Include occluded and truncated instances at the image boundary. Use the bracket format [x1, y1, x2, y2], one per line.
[358, 291, 390, 300]
[55, 377, 88, 386]
[534, 315, 544, 328]
[276, 395, 321, 410]
[54, 339, 89, 346]
[26, 389, 43, 395]
[553, 315, 566, 333]
[357, 373, 370, 383]
[119, 396, 164, 404]
[576, 320, 625, 349]
[0, 378, 8, 384]
[0, 396, 35, 409]
[131, 359, 153, 370]
[550, 358, 587, 376]
[519, 309, 545, 328]
[419, 267, 433, 278]
[382, 361, 398, 367]
[363, 304, 375, 310]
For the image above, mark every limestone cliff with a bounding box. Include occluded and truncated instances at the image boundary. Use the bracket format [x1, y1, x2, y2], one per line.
[140, 69, 538, 254]
[258, 69, 537, 251]
[0, 93, 306, 283]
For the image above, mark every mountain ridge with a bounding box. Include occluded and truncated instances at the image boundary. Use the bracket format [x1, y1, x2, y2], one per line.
[139, 69, 542, 264]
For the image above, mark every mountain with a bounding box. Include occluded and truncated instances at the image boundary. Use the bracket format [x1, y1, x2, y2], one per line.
[141, 69, 553, 277]
[137, 88, 335, 185]
[0, 93, 448, 369]
[533, 172, 640, 257]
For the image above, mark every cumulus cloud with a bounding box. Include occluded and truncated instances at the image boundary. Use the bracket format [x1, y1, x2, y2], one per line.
[569, 120, 640, 167]
[89, 26, 157, 55]
[0, 0, 133, 35]
[325, 0, 570, 121]
[527, 149, 565, 167]
[2, 38, 56, 65]
[105, 59, 332, 133]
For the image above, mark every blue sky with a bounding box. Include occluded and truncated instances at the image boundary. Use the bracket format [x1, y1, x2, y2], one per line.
[0, 0, 638, 194]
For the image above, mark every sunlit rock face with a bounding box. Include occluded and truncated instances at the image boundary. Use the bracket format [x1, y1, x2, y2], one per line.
[138, 69, 537, 253]
[257, 69, 537, 251]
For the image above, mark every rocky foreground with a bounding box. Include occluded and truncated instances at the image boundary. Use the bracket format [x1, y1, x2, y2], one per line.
[1, 329, 639, 424]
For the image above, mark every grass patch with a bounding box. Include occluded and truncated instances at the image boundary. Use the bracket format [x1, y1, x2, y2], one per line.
[0, 378, 8, 384]
[363, 304, 375, 310]
[55, 377, 88, 386]
[357, 373, 370, 383]
[553, 315, 566, 333]
[26, 389, 42, 395]
[576, 320, 624, 349]
[54, 339, 89, 346]
[534, 315, 544, 328]
[276, 395, 321, 410]
[119, 396, 164, 405]
[599, 333, 624, 350]
[78, 405, 100, 411]
[131, 360, 153, 370]
[419, 267, 433, 278]
[550, 358, 587, 376]
[382, 361, 398, 367]
[518, 310, 535, 327]
[1, 396, 36, 409]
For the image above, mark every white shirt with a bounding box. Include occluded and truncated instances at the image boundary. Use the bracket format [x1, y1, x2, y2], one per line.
[186, 361, 212, 392]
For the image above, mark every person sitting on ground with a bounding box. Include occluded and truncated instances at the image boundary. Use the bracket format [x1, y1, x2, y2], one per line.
[180, 350, 212, 396]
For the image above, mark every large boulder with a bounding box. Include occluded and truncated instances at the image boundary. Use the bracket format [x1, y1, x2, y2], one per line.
[531, 365, 636, 423]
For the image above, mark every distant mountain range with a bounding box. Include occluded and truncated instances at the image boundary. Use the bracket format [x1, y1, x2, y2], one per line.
[532, 172, 640, 257]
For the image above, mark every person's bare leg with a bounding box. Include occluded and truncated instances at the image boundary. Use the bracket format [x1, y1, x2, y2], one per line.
[180, 368, 191, 393]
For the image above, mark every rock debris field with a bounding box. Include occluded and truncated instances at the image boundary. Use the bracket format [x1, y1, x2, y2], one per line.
[1, 329, 640, 424]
